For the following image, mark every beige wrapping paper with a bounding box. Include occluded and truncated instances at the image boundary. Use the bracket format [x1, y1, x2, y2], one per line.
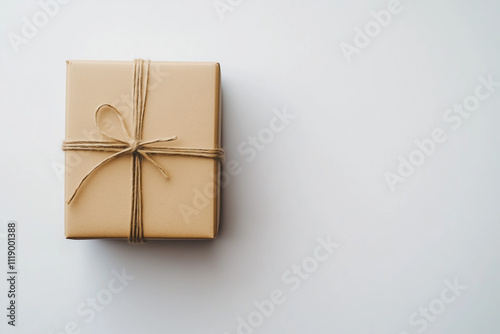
[64, 60, 221, 239]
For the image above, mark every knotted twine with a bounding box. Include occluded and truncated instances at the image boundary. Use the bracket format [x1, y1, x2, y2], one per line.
[62, 59, 224, 244]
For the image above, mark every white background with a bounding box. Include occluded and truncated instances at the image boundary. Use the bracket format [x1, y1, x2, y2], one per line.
[1, 0, 499, 333]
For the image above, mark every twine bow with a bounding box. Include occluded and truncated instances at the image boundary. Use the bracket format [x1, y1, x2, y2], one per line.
[62, 59, 224, 243]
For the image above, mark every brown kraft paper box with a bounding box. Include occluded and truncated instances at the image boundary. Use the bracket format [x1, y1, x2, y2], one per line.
[64, 60, 222, 240]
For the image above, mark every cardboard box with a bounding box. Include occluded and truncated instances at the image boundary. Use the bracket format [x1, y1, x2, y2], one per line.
[64, 60, 222, 241]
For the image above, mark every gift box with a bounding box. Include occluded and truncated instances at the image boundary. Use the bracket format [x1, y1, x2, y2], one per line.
[63, 59, 223, 242]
